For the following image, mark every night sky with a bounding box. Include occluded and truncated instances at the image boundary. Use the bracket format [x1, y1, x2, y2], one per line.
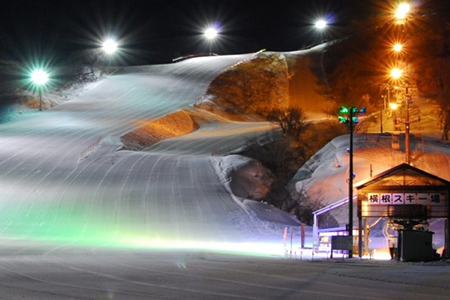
[0, 0, 366, 66]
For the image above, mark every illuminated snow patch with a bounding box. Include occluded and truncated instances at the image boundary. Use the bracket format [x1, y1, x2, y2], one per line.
[119, 237, 286, 257]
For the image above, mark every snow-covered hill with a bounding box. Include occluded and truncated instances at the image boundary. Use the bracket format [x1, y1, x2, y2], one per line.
[3, 43, 447, 257]
[0, 52, 312, 255]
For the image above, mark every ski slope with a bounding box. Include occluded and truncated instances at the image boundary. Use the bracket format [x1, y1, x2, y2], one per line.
[0, 54, 300, 253]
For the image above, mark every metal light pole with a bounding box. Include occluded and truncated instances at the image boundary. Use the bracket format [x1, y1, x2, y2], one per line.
[380, 109, 383, 133]
[204, 28, 218, 55]
[31, 70, 49, 112]
[338, 106, 366, 258]
[392, 3, 412, 164]
[348, 108, 354, 258]
[390, 67, 413, 164]
[39, 88, 42, 111]
[405, 85, 410, 164]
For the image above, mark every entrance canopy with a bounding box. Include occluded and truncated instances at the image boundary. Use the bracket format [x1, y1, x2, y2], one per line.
[356, 163, 450, 219]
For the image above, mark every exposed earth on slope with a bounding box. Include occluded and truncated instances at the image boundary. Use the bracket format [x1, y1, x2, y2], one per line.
[121, 109, 200, 150]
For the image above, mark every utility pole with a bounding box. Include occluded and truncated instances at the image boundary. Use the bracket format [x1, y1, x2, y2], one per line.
[405, 85, 410, 164]
[39, 89, 42, 111]
[348, 108, 354, 258]
[380, 110, 383, 133]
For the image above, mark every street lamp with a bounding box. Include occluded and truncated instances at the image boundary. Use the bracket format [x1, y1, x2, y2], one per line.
[395, 3, 410, 20]
[393, 43, 403, 53]
[31, 70, 49, 111]
[389, 103, 399, 110]
[391, 2, 414, 164]
[204, 27, 218, 55]
[391, 67, 403, 79]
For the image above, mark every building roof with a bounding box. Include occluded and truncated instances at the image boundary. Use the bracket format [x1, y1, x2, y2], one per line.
[355, 163, 450, 190]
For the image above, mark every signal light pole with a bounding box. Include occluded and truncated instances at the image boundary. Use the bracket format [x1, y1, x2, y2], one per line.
[338, 106, 366, 258]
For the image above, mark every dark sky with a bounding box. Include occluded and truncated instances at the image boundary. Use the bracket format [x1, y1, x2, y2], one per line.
[0, 0, 366, 66]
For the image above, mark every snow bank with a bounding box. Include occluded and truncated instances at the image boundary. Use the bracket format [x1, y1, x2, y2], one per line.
[212, 155, 300, 227]
[217, 155, 275, 200]
[289, 133, 450, 207]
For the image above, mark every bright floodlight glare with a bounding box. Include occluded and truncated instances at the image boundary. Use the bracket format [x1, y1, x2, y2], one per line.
[204, 28, 218, 40]
[391, 68, 403, 79]
[102, 39, 118, 54]
[31, 70, 49, 85]
[315, 19, 327, 29]
[395, 3, 410, 19]
[389, 103, 399, 110]
[393, 43, 403, 52]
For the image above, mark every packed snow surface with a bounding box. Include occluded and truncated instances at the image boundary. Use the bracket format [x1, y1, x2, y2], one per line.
[1, 245, 450, 300]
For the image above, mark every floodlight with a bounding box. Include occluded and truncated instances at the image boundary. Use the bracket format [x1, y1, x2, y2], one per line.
[395, 3, 410, 20]
[31, 69, 49, 111]
[390, 68, 403, 79]
[204, 28, 218, 40]
[393, 43, 403, 52]
[389, 103, 399, 110]
[31, 70, 49, 85]
[315, 19, 327, 30]
[102, 39, 118, 54]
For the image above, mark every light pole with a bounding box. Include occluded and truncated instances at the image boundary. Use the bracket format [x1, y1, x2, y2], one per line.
[390, 67, 412, 164]
[204, 27, 218, 55]
[314, 18, 329, 45]
[101, 38, 118, 69]
[31, 70, 49, 111]
[338, 106, 366, 258]
[392, 3, 413, 164]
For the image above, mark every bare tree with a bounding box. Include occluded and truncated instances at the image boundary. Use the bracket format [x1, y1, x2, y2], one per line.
[267, 107, 310, 141]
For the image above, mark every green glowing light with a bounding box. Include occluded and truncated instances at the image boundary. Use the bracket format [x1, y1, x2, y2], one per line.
[338, 116, 347, 123]
[339, 106, 349, 114]
[0, 200, 285, 258]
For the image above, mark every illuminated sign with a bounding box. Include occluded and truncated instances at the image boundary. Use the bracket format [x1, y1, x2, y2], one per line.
[367, 193, 445, 205]
[360, 191, 448, 218]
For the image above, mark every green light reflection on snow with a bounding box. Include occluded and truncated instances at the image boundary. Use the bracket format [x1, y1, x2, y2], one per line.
[0, 202, 284, 258]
